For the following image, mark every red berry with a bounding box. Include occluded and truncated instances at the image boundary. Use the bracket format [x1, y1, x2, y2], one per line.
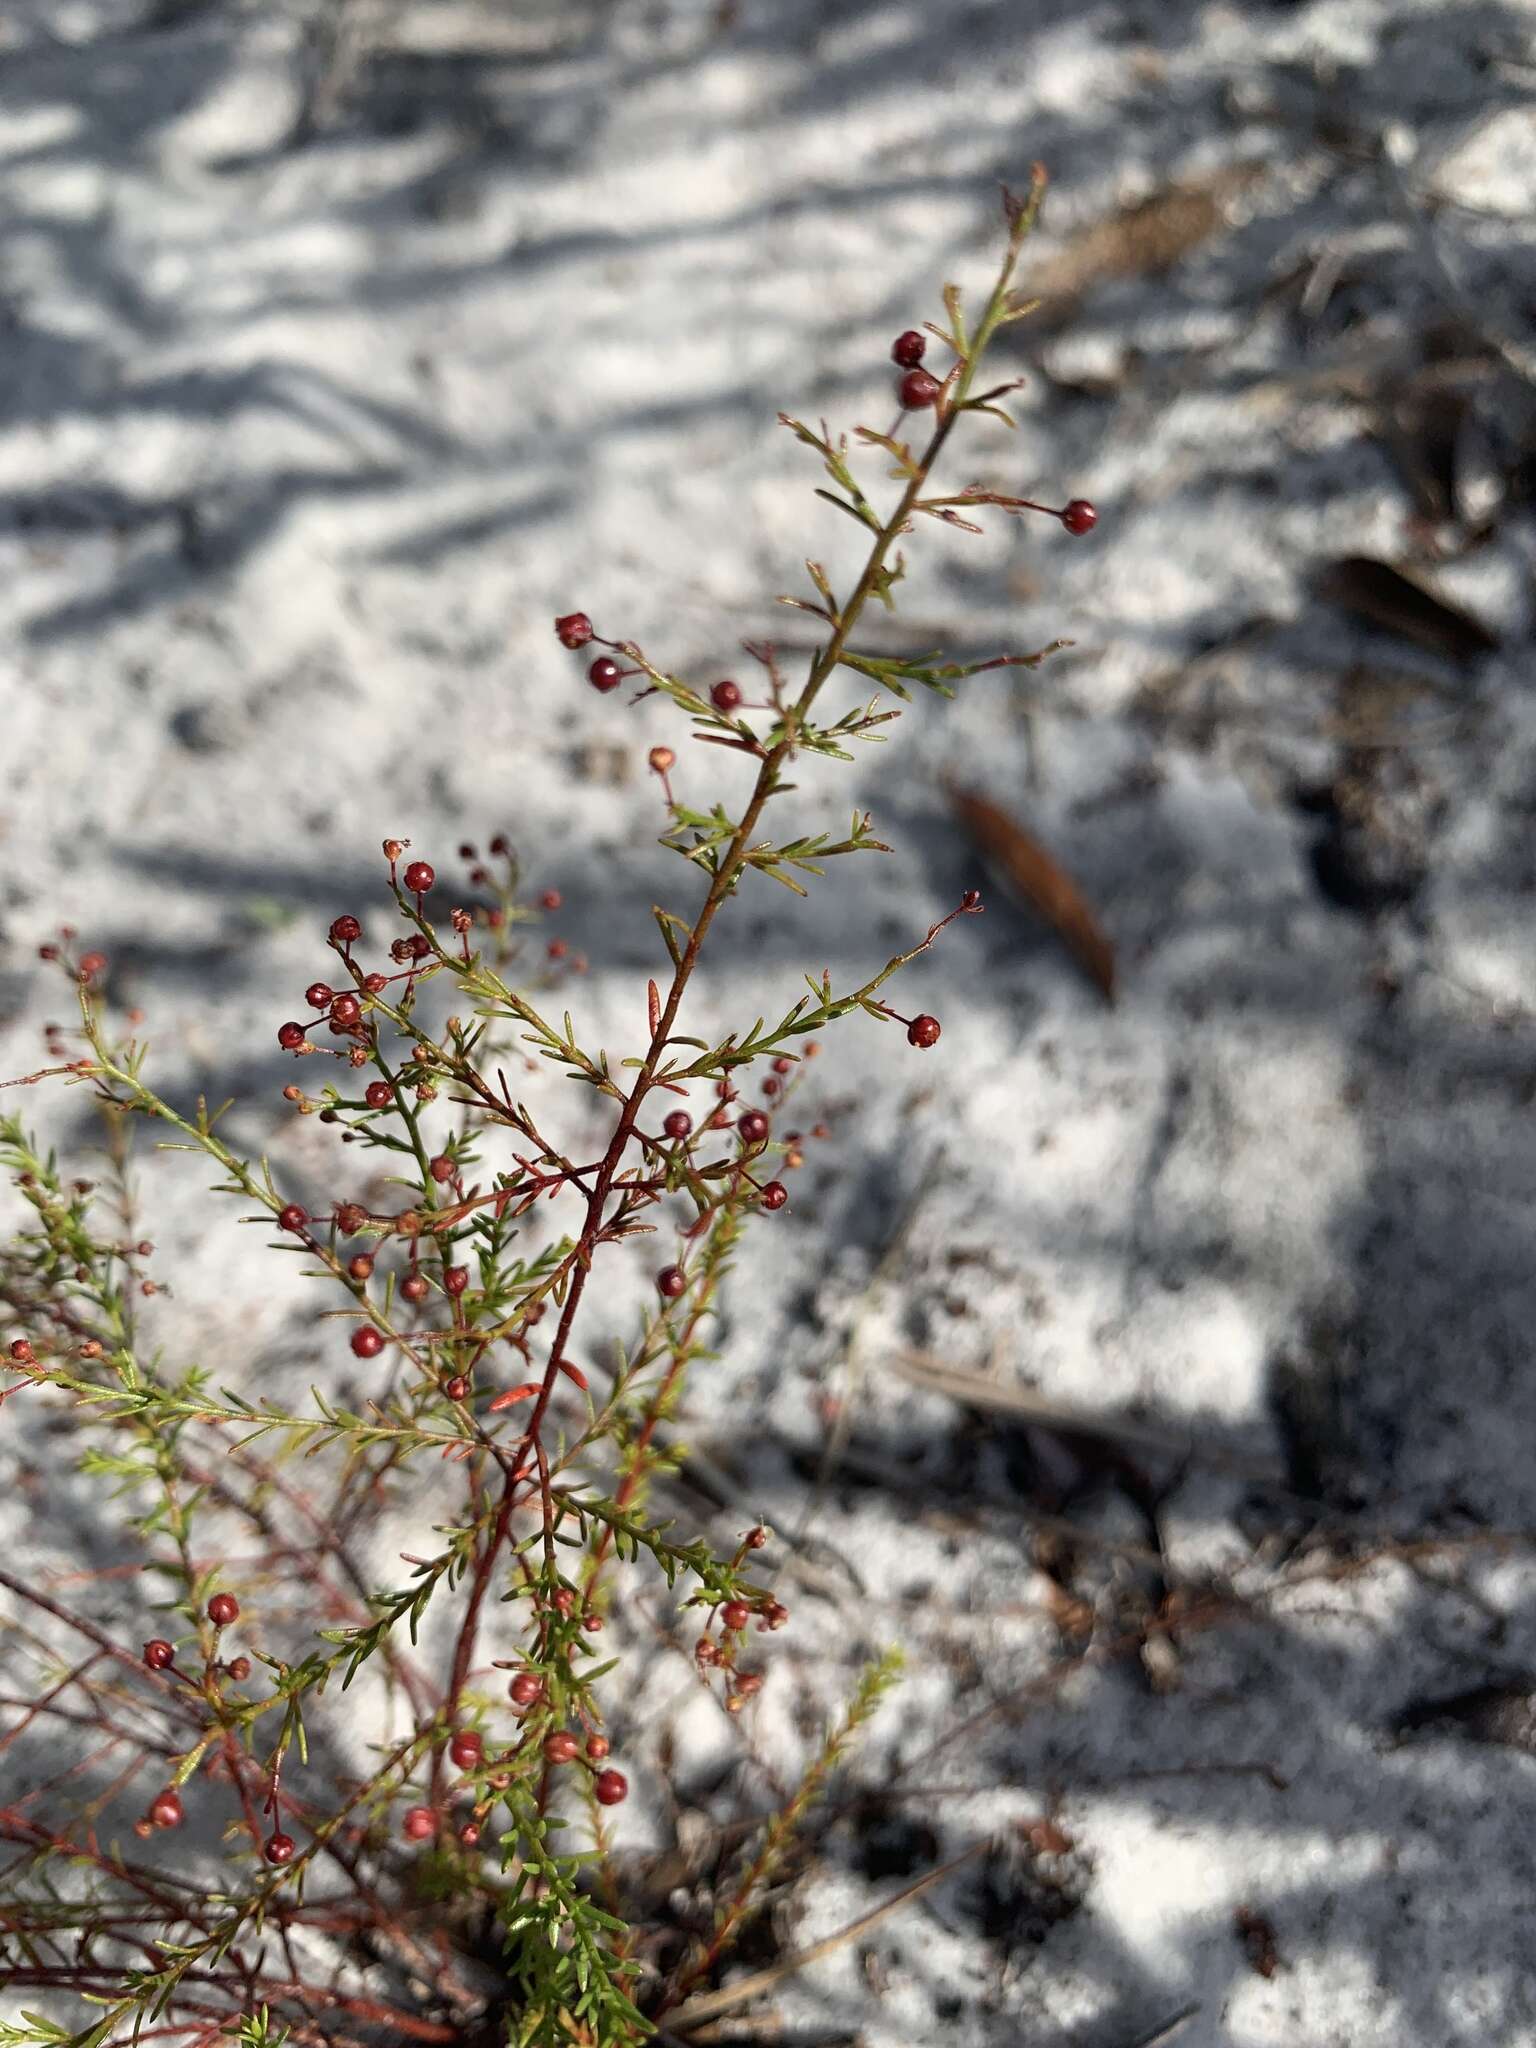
[365, 1081, 392, 1110]
[891, 329, 927, 368]
[1061, 498, 1097, 536]
[401, 1274, 429, 1303]
[227, 1657, 251, 1681]
[444, 1265, 469, 1297]
[540, 889, 561, 911]
[429, 1154, 455, 1182]
[594, 1769, 628, 1807]
[264, 1832, 296, 1866]
[710, 679, 743, 712]
[278, 1021, 307, 1051]
[207, 1594, 239, 1628]
[759, 1181, 788, 1210]
[745, 1525, 769, 1549]
[149, 1788, 183, 1830]
[738, 1109, 770, 1145]
[663, 1109, 693, 1140]
[277, 1204, 307, 1233]
[459, 1822, 481, 1847]
[555, 612, 594, 649]
[509, 1673, 542, 1708]
[772, 1056, 793, 1074]
[78, 951, 107, 980]
[588, 657, 623, 692]
[403, 1805, 436, 1841]
[348, 1254, 374, 1281]
[695, 1636, 720, 1665]
[403, 861, 435, 895]
[649, 745, 675, 774]
[720, 1600, 750, 1631]
[444, 1376, 469, 1401]
[9, 1337, 34, 1363]
[961, 888, 983, 911]
[350, 1327, 386, 1358]
[656, 1265, 687, 1301]
[585, 1733, 610, 1760]
[907, 1014, 941, 1049]
[449, 1729, 484, 1769]
[543, 1731, 580, 1765]
[762, 1599, 790, 1629]
[329, 916, 361, 946]
[735, 1671, 763, 1697]
[334, 1204, 366, 1235]
[304, 982, 334, 1010]
[898, 368, 941, 409]
[143, 1639, 175, 1670]
[331, 994, 362, 1029]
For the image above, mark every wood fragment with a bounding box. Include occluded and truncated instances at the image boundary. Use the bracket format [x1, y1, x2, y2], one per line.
[889, 1349, 1285, 1482]
[949, 786, 1116, 1003]
[667, 1840, 988, 2030]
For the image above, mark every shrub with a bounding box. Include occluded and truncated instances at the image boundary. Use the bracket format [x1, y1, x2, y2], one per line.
[0, 171, 1091, 2048]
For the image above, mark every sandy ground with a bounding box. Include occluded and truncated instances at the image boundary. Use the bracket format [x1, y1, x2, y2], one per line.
[4, 1, 1536, 2043]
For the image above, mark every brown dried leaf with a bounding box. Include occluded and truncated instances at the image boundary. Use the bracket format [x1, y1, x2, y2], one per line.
[1028, 167, 1262, 312]
[950, 787, 1116, 1004]
[1316, 555, 1500, 663]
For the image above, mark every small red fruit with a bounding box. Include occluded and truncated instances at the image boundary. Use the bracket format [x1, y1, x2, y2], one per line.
[348, 1253, 374, 1282]
[329, 916, 361, 946]
[663, 1109, 693, 1140]
[304, 982, 333, 1010]
[588, 657, 623, 692]
[543, 1731, 580, 1765]
[277, 1021, 307, 1051]
[149, 1788, 183, 1830]
[227, 1657, 251, 1681]
[710, 679, 743, 713]
[459, 1822, 481, 1847]
[509, 1673, 542, 1708]
[277, 1204, 307, 1233]
[585, 1733, 610, 1760]
[9, 1337, 35, 1363]
[744, 1525, 769, 1549]
[429, 1154, 455, 1183]
[403, 861, 435, 895]
[898, 368, 941, 409]
[350, 1327, 386, 1359]
[1060, 498, 1097, 536]
[720, 1600, 751, 1631]
[649, 746, 675, 774]
[555, 612, 593, 649]
[891, 329, 927, 368]
[143, 1639, 175, 1671]
[207, 1593, 239, 1628]
[738, 1109, 770, 1145]
[449, 1729, 484, 1769]
[365, 1081, 392, 1109]
[403, 1805, 436, 1841]
[656, 1265, 687, 1301]
[907, 1014, 941, 1049]
[401, 1274, 429, 1303]
[264, 1832, 296, 1866]
[444, 1265, 469, 1297]
[759, 1181, 788, 1210]
[444, 1376, 469, 1401]
[594, 1769, 628, 1806]
[330, 994, 362, 1028]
